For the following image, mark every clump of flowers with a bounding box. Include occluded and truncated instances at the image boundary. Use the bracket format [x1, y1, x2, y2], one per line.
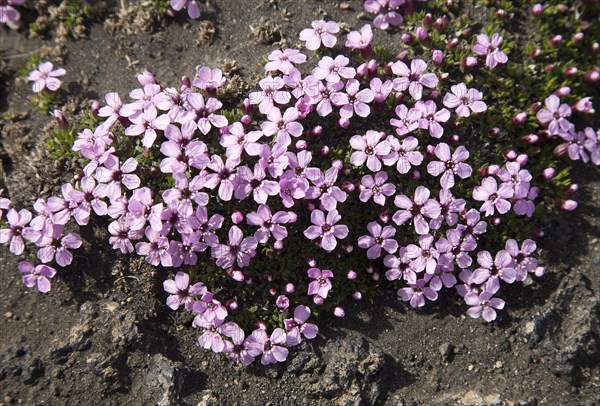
[2, 0, 599, 366]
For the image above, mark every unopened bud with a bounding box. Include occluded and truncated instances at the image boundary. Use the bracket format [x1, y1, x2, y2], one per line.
[347, 269, 357, 280]
[379, 210, 390, 223]
[231, 211, 244, 224]
[521, 134, 539, 144]
[276, 295, 289, 309]
[558, 199, 578, 211]
[432, 49, 444, 66]
[226, 299, 238, 311]
[333, 306, 345, 318]
[367, 59, 378, 74]
[554, 86, 571, 97]
[320, 145, 330, 156]
[352, 291, 363, 301]
[461, 56, 478, 68]
[342, 181, 355, 193]
[540, 167, 555, 180]
[584, 70, 600, 82]
[137, 70, 157, 85]
[337, 118, 350, 129]
[423, 13, 433, 27]
[416, 26, 428, 42]
[180, 75, 191, 89]
[573, 97, 593, 113]
[550, 35, 563, 47]
[53, 109, 69, 130]
[295, 139, 307, 151]
[356, 63, 368, 79]
[565, 183, 579, 195]
[530, 48, 541, 58]
[532, 3, 544, 16]
[313, 295, 324, 305]
[553, 143, 569, 157]
[309, 125, 323, 138]
[503, 149, 518, 160]
[285, 283, 295, 294]
[274, 240, 284, 250]
[446, 38, 459, 50]
[516, 154, 528, 166]
[563, 67, 578, 77]
[90, 100, 100, 118]
[512, 112, 527, 125]
[240, 114, 252, 126]
[572, 32, 584, 43]
[401, 33, 414, 44]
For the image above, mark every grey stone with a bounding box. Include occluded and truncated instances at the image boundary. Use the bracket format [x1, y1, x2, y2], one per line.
[196, 389, 219, 406]
[439, 342, 454, 362]
[132, 354, 183, 406]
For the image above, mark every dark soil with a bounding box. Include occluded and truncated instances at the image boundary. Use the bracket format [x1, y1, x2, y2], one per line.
[1, 1, 599, 405]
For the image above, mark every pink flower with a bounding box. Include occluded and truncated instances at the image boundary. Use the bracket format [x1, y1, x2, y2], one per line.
[369, 77, 393, 103]
[307, 267, 334, 298]
[0, 0, 24, 24]
[358, 221, 398, 259]
[392, 186, 441, 235]
[0, 208, 35, 255]
[246, 328, 288, 365]
[248, 76, 291, 115]
[359, 172, 396, 205]
[349, 130, 391, 172]
[303, 209, 349, 252]
[443, 83, 487, 117]
[19, 262, 56, 293]
[391, 59, 439, 100]
[397, 277, 438, 308]
[36, 225, 82, 267]
[163, 271, 207, 311]
[415, 100, 450, 138]
[465, 290, 505, 321]
[246, 204, 291, 243]
[390, 104, 421, 136]
[426, 143, 472, 189]
[535, 95, 574, 136]
[27, 61, 66, 93]
[264, 49, 307, 75]
[472, 177, 514, 216]
[185, 92, 228, 135]
[470, 250, 516, 292]
[364, 0, 403, 30]
[383, 135, 423, 174]
[345, 24, 373, 49]
[299, 20, 339, 50]
[505, 239, 538, 281]
[125, 105, 171, 148]
[170, 0, 200, 19]
[473, 33, 508, 69]
[284, 305, 318, 346]
[211, 226, 257, 269]
[260, 107, 304, 146]
[305, 167, 346, 211]
[334, 79, 375, 119]
[312, 55, 356, 83]
[192, 67, 226, 92]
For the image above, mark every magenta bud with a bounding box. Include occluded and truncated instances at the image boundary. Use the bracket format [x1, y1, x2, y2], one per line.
[553, 143, 569, 157]
[242, 97, 253, 114]
[343, 243, 353, 253]
[461, 27, 471, 38]
[90, 100, 100, 117]
[53, 109, 69, 130]
[257, 321, 267, 330]
[285, 283, 295, 294]
[347, 269, 357, 280]
[503, 149, 518, 160]
[306, 202, 316, 211]
[295, 139, 307, 151]
[309, 125, 323, 138]
[383, 62, 393, 75]
[396, 50, 409, 61]
[488, 127, 501, 137]
[372, 272, 380, 281]
[276, 295, 289, 309]
[274, 240, 284, 250]
[584, 70, 600, 82]
[540, 167, 555, 180]
[512, 112, 527, 125]
[416, 26, 428, 42]
[449, 134, 460, 143]
[333, 306, 345, 318]
[534, 267, 545, 277]
[365, 265, 374, 274]
[287, 211, 298, 223]
[331, 159, 343, 171]
[352, 291, 363, 301]
[411, 170, 421, 180]
[544, 63, 555, 73]
[530, 48, 541, 58]
[563, 67, 578, 77]
[426, 144, 436, 156]
[461, 56, 478, 68]
[423, 13, 433, 27]
[342, 181, 355, 193]
[180, 75, 191, 89]
[231, 211, 244, 224]
[356, 63, 368, 79]
[530, 102, 542, 112]
[485, 164, 501, 176]
[307, 257, 317, 267]
[240, 114, 252, 126]
[515, 154, 529, 166]
[379, 210, 390, 223]
[367, 59, 378, 74]
[495, 9, 506, 18]
[572, 32, 584, 43]
[320, 145, 330, 156]
[550, 35, 563, 47]
[226, 299, 239, 311]
[532, 3, 544, 16]
[491, 217, 501, 226]
[432, 49, 444, 66]
[446, 38, 459, 50]
[566, 183, 579, 195]
[401, 33, 414, 44]
[573, 97, 593, 113]
[591, 43, 599, 54]
[137, 70, 157, 85]
[530, 228, 544, 238]
[313, 295, 324, 305]
[231, 270, 245, 282]
[558, 200, 578, 211]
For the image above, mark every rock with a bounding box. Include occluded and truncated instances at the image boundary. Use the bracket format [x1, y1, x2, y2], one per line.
[131, 354, 184, 406]
[196, 389, 219, 406]
[0, 346, 23, 381]
[460, 390, 484, 406]
[484, 393, 502, 405]
[439, 342, 454, 362]
[22, 357, 44, 385]
[306, 333, 385, 404]
[49, 344, 72, 365]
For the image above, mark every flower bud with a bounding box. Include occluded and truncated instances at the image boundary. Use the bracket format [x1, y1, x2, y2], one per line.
[572, 32, 584, 43]
[495, 9, 505, 19]
[347, 269, 357, 280]
[371, 272, 380, 281]
[53, 109, 69, 130]
[503, 149, 518, 160]
[584, 70, 600, 82]
[137, 70, 157, 85]
[446, 38, 459, 50]
[313, 295, 324, 305]
[257, 321, 267, 330]
[331, 159, 344, 171]
[285, 283, 295, 294]
[516, 154, 528, 166]
[180, 75, 191, 89]
[591, 42, 599, 54]
[532, 3, 544, 16]
[276, 295, 289, 309]
[534, 267, 545, 277]
[342, 181, 355, 193]
[512, 112, 527, 125]
[308, 125, 323, 138]
[379, 210, 390, 223]
[544, 64, 555, 73]
[307, 256, 317, 267]
[540, 167, 555, 180]
[563, 67, 578, 77]
[240, 114, 252, 126]
[352, 291, 363, 301]
[242, 97, 253, 114]
[481, 164, 500, 177]
[231, 211, 244, 224]
[274, 240, 284, 250]
[367, 59, 378, 75]
[573, 97, 593, 113]
[550, 35, 563, 47]
[558, 200, 578, 211]
[337, 118, 351, 129]
[383, 62, 393, 75]
[231, 270, 245, 282]
[565, 183, 579, 195]
[461, 27, 472, 38]
[530, 48, 541, 58]
[90, 100, 100, 118]
[416, 26, 428, 42]
[449, 134, 460, 143]
[333, 306, 345, 318]
[461, 56, 478, 68]
[488, 127, 501, 138]
[401, 33, 414, 44]
[530, 228, 544, 238]
[295, 139, 307, 151]
[423, 13, 433, 27]
[320, 145, 330, 156]
[286, 211, 298, 223]
[226, 299, 238, 311]
[356, 63, 368, 79]
[343, 243, 353, 253]
[396, 50, 409, 61]
[553, 143, 569, 157]
[432, 49, 444, 66]
[411, 170, 421, 180]
[521, 134, 539, 144]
